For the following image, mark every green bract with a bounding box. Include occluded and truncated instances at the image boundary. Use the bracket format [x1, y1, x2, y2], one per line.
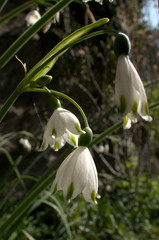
[114, 32, 131, 57]
[79, 127, 93, 147]
[30, 75, 52, 87]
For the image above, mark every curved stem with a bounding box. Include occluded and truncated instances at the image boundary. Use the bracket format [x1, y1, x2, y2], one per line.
[25, 87, 89, 128]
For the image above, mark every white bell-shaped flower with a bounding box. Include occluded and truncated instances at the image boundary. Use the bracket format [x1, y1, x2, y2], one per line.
[115, 54, 152, 129]
[25, 10, 41, 27]
[51, 147, 100, 204]
[40, 108, 83, 151]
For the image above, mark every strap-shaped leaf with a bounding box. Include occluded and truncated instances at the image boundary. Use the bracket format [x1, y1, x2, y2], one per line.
[26, 18, 109, 82]
[0, 0, 73, 69]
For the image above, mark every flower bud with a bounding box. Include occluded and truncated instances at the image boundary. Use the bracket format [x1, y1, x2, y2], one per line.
[79, 127, 93, 147]
[114, 32, 131, 57]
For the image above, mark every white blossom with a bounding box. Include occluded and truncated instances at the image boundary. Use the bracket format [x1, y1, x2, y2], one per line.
[25, 10, 41, 27]
[115, 54, 152, 129]
[19, 138, 31, 152]
[40, 108, 83, 151]
[51, 147, 100, 204]
[82, 0, 103, 5]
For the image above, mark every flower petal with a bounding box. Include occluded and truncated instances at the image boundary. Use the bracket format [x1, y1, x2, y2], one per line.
[51, 147, 99, 203]
[82, 149, 98, 204]
[58, 108, 83, 135]
[63, 130, 79, 147]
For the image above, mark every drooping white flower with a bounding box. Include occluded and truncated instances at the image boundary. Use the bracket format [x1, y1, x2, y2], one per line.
[51, 147, 100, 204]
[82, 0, 103, 5]
[19, 138, 31, 152]
[25, 10, 41, 27]
[115, 54, 152, 129]
[40, 108, 83, 151]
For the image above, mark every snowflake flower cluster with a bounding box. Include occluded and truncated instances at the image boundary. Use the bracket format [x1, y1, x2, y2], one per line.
[40, 32, 151, 204]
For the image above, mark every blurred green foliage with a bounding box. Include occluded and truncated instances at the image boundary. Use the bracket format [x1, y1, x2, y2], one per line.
[1, 173, 159, 240]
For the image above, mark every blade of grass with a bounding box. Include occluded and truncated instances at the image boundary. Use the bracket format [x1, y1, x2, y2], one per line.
[0, 0, 35, 24]
[0, 175, 37, 195]
[22, 229, 36, 240]
[26, 18, 109, 82]
[0, 0, 8, 12]
[0, 0, 73, 69]
[0, 147, 26, 191]
[0, 154, 23, 189]
[0, 147, 72, 239]
[42, 199, 73, 240]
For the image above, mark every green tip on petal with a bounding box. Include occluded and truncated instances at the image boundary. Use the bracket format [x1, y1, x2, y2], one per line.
[91, 190, 97, 204]
[52, 128, 56, 137]
[53, 183, 57, 194]
[71, 134, 77, 146]
[114, 32, 131, 57]
[145, 102, 150, 116]
[75, 123, 82, 133]
[66, 182, 74, 202]
[96, 193, 101, 199]
[54, 141, 59, 151]
[120, 95, 127, 114]
[132, 101, 138, 115]
[124, 116, 129, 128]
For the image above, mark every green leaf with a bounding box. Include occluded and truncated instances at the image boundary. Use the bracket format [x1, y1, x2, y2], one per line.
[26, 18, 109, 82]
[0, 0, 73, 69]
[0, 147, 72, 239]
[0, 0, 35, 25]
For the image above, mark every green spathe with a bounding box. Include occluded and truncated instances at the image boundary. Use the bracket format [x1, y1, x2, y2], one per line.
[32, 75, 52, 87]
[78, 127, 93, 147]
[114, 32, 131, 57]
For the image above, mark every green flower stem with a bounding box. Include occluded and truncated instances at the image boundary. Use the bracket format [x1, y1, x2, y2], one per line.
[0, 0, 73, 69]
[25, 87, 89, 128]
[1, 100, 159, 238]
[90, 100, 159, 148]
[89, 120, 123, 147]
[0, 20, 110, 123]
[0, 0, 36, 25]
